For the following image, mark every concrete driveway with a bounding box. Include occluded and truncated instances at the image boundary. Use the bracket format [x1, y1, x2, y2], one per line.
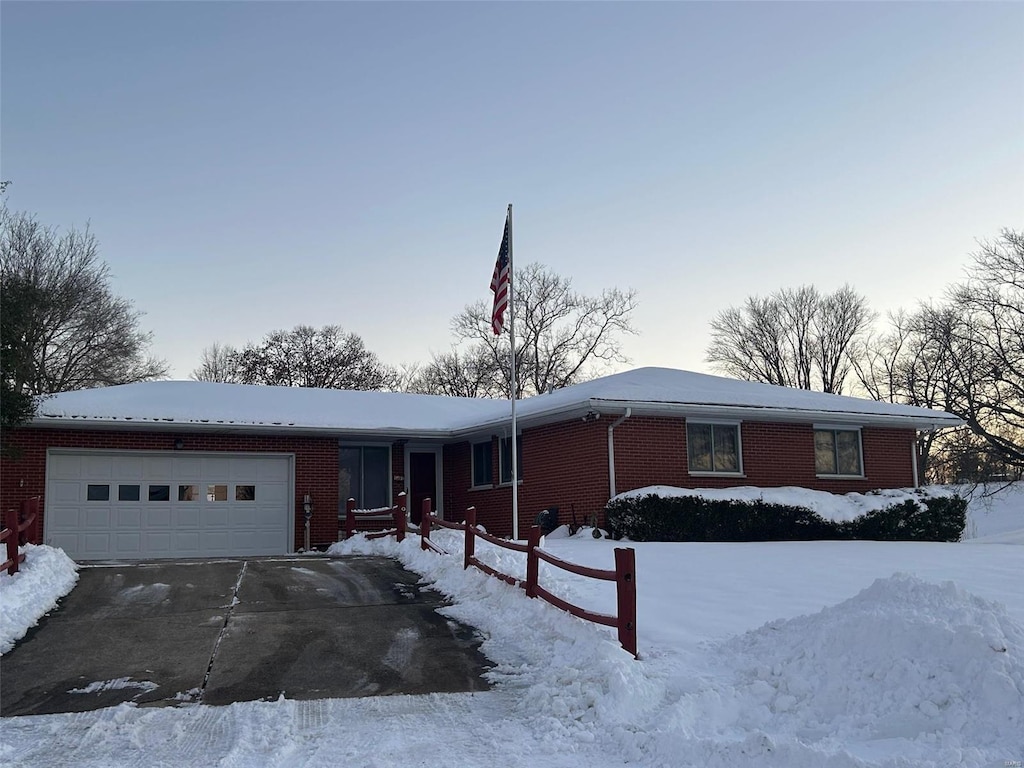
[0, 556, 490, 717]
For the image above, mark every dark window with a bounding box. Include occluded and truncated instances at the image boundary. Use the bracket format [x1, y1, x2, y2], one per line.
[148, 485, 170, 502]
[178, 485, 198, 501]
[87, 484, 110, 501]
[339, 446, 390, 509]
[472, 441, 493, 487]
[235, 485, 256, 501]
[687, 423, 741, 473]
[815, 429, 863, 475]
[499, 436, 523, 484]
[118, 485, 141, 502]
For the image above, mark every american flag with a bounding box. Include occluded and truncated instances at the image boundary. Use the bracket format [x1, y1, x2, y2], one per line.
[490, 212, 511, 335]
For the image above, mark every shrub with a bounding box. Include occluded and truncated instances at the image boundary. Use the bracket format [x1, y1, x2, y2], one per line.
[605, 491, 966, 543]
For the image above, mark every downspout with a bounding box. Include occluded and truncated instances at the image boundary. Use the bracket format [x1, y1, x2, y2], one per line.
[911, 433, 920, 489]
[607, 408, 632, 500]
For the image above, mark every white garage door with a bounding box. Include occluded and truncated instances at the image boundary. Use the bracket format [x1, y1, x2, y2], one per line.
[45, 450, 294, 561]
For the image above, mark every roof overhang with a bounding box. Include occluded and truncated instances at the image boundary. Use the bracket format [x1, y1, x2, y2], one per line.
[27, 394, 963, 439]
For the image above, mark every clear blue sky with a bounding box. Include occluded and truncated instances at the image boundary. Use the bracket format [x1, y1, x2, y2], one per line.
[3, 1, 1022, 381]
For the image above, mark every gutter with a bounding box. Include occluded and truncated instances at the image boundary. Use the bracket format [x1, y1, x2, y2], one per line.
[607, 408, 632, 499]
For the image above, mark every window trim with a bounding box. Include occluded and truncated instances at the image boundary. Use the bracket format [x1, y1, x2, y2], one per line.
[686, 420, 744, 476]
[470, 440, 494, 489]
[813, 424, 865, 478]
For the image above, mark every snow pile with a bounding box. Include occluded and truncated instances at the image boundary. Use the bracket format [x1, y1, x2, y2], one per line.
[719, 573, 1024, 758]
[0, 544, 78, 654]
[616, 484, 957, 522]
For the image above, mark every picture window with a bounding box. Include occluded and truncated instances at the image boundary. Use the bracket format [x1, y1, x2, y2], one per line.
[687, 423, 741, 473]
[815, 429, 863, 476]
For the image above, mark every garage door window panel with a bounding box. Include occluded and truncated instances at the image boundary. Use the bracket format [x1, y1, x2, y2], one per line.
[148, 485, 171, 502]
[87, 484, 110, 501]
[235, 485, 256, 501]
[178, 485, 199, 501]
[118, 485, 141, 502]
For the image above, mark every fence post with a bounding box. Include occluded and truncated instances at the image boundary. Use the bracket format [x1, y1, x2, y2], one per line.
[464, 506, 476, 571]
[5, 509, 20, 575]
[614, 547, 637, 657]
[395, 492, 407, 543]
[420, 498, 432, 550]
[18, 498, 37, 544]
[345, 498, 356, 540]
[525, 525, 542, 598]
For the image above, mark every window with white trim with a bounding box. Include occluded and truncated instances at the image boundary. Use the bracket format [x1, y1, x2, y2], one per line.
[815, 428, 863, 476]
[471, 440, 493, 487]
[687, 422, 741, 473]
[339, 445, 391, 509]
[499, 436, 523, 484]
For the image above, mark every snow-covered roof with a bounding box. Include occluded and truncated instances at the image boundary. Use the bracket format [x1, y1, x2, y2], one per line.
[32, 367, 963, 436]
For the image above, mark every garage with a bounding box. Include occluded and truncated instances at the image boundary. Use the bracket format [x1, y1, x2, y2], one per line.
[44, 450, 294, 561]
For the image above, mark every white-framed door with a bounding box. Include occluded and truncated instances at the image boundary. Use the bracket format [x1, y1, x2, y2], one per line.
[404, 444, 443, 522]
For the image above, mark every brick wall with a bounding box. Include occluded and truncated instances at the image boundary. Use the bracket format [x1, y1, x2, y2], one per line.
[0, 428, 343, 550]
[445, 416, 918, 537]
[3, 417, 919, 547]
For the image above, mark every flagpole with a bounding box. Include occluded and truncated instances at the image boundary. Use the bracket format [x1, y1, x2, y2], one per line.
[507, 203, 519, 540]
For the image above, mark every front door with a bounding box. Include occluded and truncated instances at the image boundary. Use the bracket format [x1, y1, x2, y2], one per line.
[408, 451, 437, 524]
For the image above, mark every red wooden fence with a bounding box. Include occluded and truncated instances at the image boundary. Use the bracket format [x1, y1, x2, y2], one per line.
[1, 497, 40, 576]
[344, 492, 407, 542]
[416, 498, 638, 657]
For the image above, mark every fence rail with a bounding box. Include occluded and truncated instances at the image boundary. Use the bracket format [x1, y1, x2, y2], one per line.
[2, 497, 40, 576]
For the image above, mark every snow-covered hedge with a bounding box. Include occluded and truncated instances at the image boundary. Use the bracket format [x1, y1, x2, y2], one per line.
[605, 491, 966, 543]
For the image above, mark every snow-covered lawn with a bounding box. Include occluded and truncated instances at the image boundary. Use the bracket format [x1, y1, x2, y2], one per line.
[1, 487, 1021, 767]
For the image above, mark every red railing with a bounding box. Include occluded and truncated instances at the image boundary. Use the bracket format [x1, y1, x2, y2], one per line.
[2, 497, 40, 576]
[417, 498, 637, 657]
[344, 492, 407, 542]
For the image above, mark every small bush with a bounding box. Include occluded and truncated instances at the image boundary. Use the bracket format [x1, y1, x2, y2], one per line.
[605, 491, 966, 543]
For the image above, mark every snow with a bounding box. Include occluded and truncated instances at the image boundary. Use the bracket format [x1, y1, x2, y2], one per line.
[615, 484, 957, 522]
[34, 367, 961, 434]
[0, 544, 78, 654]
[1, 486, 1021, 767]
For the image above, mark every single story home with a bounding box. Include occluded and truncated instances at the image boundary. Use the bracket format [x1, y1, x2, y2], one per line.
[0, 367, 962, 561]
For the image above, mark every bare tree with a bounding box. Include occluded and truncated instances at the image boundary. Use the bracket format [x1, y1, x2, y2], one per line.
[412, 263, 638, 398]
[854, 230, 1024, 480]
[225, 325, 396, 390]
[706, 284, 874, 394]
[191, 342, 240, 382]
[929, 229, 1024, 468]
[0, 207, 167, 395]
[405, 348, 497, 398]
[853, 307, 962, 480]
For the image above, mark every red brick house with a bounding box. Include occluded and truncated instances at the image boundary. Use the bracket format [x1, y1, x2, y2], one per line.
[0, 367, 962, 561]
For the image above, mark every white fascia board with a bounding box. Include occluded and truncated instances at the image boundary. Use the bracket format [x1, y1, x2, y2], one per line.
[28, 416, 453, 441]
[582, 399, 964, 431]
